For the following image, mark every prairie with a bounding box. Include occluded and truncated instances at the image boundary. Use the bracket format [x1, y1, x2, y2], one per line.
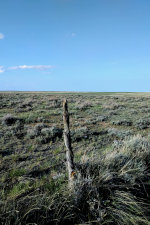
[0, 92, 150, 225]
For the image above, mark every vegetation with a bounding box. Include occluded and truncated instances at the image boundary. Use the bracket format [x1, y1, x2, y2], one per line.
[0, 92, 150, 224]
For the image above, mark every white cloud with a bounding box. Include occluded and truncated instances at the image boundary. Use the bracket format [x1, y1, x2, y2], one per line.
[0, 66, 5, 73]
[0, 33, 4, 39]
[8, 65, 53, 71]
[0, 65, 54, 74]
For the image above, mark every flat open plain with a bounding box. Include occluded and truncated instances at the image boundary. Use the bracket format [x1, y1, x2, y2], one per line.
[0, 92, 150, 224]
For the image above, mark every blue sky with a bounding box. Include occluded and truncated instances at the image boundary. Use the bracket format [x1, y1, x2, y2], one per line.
[0, 0, 150, 91]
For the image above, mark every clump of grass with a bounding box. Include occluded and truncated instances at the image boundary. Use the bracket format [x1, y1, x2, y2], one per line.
[112, 119, 132, 126]
[27, 123, 46, 138]
[8, 168, 26, 178]
[7, 182, 31, 200]
[72, 126, 89, 141]
[135, 118, 150, 129]
[103, 102, 123, 110]
[27, 124, 63, 143]
[107, 128, 133, 138]
[75, 100, 93, 110]
[96, 115, 108, 122]
[1, 114, 17, 126]
[105, 191, 150, 225]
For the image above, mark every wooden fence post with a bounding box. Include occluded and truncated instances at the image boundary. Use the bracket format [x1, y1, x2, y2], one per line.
[63, 99, 75, 188]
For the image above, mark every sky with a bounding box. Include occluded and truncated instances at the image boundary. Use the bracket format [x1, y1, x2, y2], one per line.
[0, 0, 150, 91]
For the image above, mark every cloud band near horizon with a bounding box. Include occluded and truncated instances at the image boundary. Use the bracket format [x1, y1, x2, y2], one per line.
[0, 65, 54, 73]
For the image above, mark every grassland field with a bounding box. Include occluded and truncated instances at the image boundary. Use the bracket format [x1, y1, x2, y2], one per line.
[0, 92, 150, 225]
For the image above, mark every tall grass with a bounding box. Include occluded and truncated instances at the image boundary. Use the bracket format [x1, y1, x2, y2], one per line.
[1, 134, 150, 224]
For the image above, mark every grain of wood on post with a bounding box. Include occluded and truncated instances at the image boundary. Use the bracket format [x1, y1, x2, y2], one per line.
[63, 98, 75, 187]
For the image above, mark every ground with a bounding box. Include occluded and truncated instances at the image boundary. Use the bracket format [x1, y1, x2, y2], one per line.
[0, 92, 150, 225]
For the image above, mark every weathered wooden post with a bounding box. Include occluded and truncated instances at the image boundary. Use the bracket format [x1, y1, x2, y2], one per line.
[63, 99, 75, 188]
